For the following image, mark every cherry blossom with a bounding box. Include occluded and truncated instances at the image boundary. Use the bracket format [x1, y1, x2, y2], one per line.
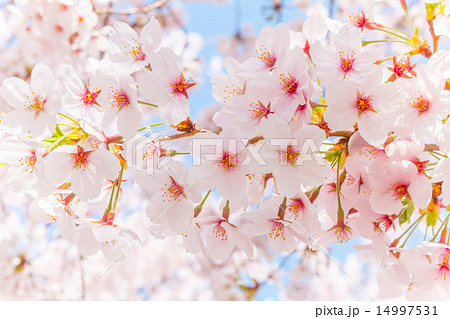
[368, 161, 431, 215]
[63, 72, 104, 128]
[136, 161, 201, 233]
[92, 71, 140, 138]
[2, 0, 450, 302]
[106, 17, 161, 74]
[1, 63, 60, 138]
[199, 214, 253, 263]
[324, 68, 403, 146]
[138, 48, 195, 125]
[44, 145, 121, 201]
[310, 25, 379, 86]
[0, 137, 44, 193]
[259, 115, 331, 197]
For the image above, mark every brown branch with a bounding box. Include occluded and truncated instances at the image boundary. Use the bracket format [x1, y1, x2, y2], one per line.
[425, 144, 440, 152]
[94, 0, 169, 15]
[158, 126, 209, 143]
[328, 130, 355, 138]
[427, 19, 440, 53]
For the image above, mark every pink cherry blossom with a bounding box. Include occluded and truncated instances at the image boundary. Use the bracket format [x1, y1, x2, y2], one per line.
[310, 25, 380, 86]
[1, 63, 60, 138]
[44, 145, 121, 201]
[138, 48, 195, 125]
[136, 161, 201, 233]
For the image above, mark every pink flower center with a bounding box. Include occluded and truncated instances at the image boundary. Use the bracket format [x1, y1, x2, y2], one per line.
[249, 101, 272, 121]
[288, 197, 305, 219]
[355, 93, 375, 114]
[25, 94, 46, 113]
[82, 84, 101, 106]
[393, 55, 413, 77]
[436, 249, 450, 281]
[437, 265, 450, 282]
[269, 221, 286, 241]
[73, 148, 89, 170]
[18, 153, 37, 173]
[411, 158, 428, 174]
[284, 145, 299, 166]
[218, 152, 237, 172]
[161, 176, 185, 203]
[141, 142, 158, 160]
[279, 73, 298, 94]
[373, 215, 394, 234]
[339, 51, 355, 74]
[362, 143, 384, 161]
[109, 88, 130, 109]
[125, 38, 146, 61]
[411, 94, 430, 114]
[256, 45, 277, 69]
[335, 227, 351, 243]
[389, 182, 408, 199]
[171, 74, 195, 99]
[102, 239, 118, 246]
[349, 11, 369, 29]
[213, 222, 228, 241]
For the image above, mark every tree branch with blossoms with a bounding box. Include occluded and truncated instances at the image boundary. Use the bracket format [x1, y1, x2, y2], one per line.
[3, 0, 450, 301]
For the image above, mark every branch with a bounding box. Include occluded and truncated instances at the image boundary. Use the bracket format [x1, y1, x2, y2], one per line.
[94, 0, 169, 15]
[327, 130, 440, 152]
[425, 144, 440, 151]
[158, 126, 209, 143]
[328, 130, 354, 138]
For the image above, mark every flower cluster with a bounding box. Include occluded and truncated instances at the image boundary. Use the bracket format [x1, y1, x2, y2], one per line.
[2, 0, 450, 301]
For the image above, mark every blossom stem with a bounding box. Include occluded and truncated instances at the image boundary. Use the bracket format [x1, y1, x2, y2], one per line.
[138, 100, 158, 108]
[336, 152, 345, 223]
[372, 27, 410, 41]
[57, 113, 88, 134]
[194, 189, 212, 218]
[222, 200, 230, 221]
[58, 112, 81, 127]
[395, 211, 425, 242]
[403, 5, 415, 33]
[447, 226, 450, 245]
[172, 151, 190, 156]
[137, 122, 165, 132]
[400, 215, 425, 247]
[49, 128, 79, 152]
[375, 56, 396, 64]
[381, 26, 412, 37]
[428, 150, 448, 158]
[57, 122, 79, 129]
[363, 40, 410, 45]
[112, 166, 125, 210]
[278, 197, 287, 220]
[431, 213, 450, 242]
[107, 179, 117, 212]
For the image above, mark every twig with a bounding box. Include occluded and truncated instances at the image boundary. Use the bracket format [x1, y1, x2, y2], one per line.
[94, 0, 169, 15]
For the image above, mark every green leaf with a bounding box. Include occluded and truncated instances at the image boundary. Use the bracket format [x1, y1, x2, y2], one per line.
[55, 124, 64, 137]
[426, 211, 438, 227]
[399, 202, 414, 225]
